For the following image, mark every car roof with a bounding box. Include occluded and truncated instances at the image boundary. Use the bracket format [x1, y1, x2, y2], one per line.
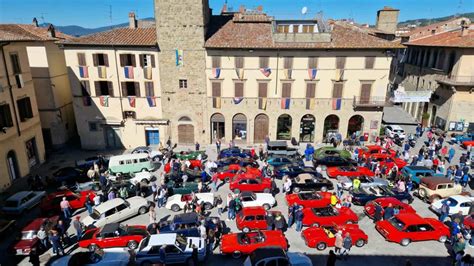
[250, 247, 287, 264]
[404, 166, 432, 171]
[395, 213, 426, 225]
[110, 153, 149, 161]
[241, 206, 266, 216]
[240, 191, 255, 198]
[101, 223, 120, 234]
[148, 233, 177, 246]
[94, 198, 125, 212]
[447, 195, 474, 202]
[173, 212, 199, 224]
[7, 191, 34, 201]
[421, 177, 453, 189]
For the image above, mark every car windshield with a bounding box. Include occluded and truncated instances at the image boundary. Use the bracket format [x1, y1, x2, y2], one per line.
[139, 236, 150, 251]
[4, 200, 18, 207]
[300, 193, 320, 200]
[21, 230, 37, 240]
[90, 209, 101, 220]
[388, 217, 405, 231]
[443, 198, 458, 206]
[175, 235, 188, 251]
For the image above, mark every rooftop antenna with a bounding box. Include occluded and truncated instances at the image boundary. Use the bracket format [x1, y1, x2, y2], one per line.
[301, 6, 308, 18]
[316, 11, 328, 32]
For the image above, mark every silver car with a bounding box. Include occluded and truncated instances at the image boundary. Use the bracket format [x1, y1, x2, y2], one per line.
[337, 176, 389, 190]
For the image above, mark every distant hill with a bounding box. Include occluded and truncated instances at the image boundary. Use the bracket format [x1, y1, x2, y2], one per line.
[398, 12, 474, 27]
[40, 17, 154, 37]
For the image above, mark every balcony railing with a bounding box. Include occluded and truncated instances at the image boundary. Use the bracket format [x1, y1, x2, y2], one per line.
[353, 96, 392, 108]
[436, 75, 474, 86]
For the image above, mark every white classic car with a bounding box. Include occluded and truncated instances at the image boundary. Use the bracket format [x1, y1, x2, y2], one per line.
[430, 195, 474, 216]
[82, 197, 150, 228]
[109, 171, 156, 185]
[2, 191, 46, 215]
[50, 248, 131, 266]
[337, 176, 389, 190]
[165, 193, 215, 212]
[237, 191, 276, 210]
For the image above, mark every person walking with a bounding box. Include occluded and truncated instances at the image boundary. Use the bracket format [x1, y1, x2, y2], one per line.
[50, 230, 64, 256]
[84, 193, 93, 215]
[448, 146, 455, 163]
[119, 185, 128, 199]
[55, 220, 69, 245]
[211, 173, 218, 192]
[37, 226, 48, 249]
[287, 203, 297, 228]
[149, 206, 157, 224]
[29, 247, 40, 266]
[440, 200, 450, 222]
[107, 189, 116, 201]
[216, 196, 224, 216]
[334, 230, 343, 255]
[295, 207, 304, 232]
[72, 216, 84, 241]
[151, 182, 158, 201]
[157, 187, 166, 208]
[216, 139, 221, 154]
[374, 203, 383, 223]
[341, 233, 352, 260]
[228, 196, 236, 221]
[60, 197, 71, 219]
[195, 142, 200, 151]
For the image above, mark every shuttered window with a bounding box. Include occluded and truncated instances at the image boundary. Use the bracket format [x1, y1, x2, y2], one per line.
[92, 53, 109, 67]
[234, 82, 244, 97]
[212, 56, 221, 68]
[139, 54, 156, 68]
[94, 81, 113, 96]
[336, 57, 346, 69]
[308, 57, 318, 69]
[0, 104, 13, 128]
[235, 57, 244, 68]
[282, 83, 292, 98]
[283, 57, 293, 69]
[80, 80, 91, 96]
[365, 56, 375, 69]
[17, 97, 33, 122]
[259, 57, 269, 68]
[121, 82, 140, 96]
[277, 25, 290, 33]
[306, 83, 316, 98]
[258, 83, 268, 98]
[10, 53, 21, 74]
[119, 54, 136, 67]
[77, 53, 86, 66]
[332, 82, 343, 98]
[212, 82, 221, 97]
[145, 82, 154, 96]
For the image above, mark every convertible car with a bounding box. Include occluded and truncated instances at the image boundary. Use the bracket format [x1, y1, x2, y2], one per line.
[213, 164, 261, 182]
[273, 165, 318, 179]
[351, 186, 413, 206]
[326, 166, 374, 179]
[79, 223, 148, 251]
[368, 154, 407, 170]
[290, 173, 334, 193]
[313, 147, 351, 160]
[337, 175, 389, 190]
[236, 207, 286, 232]
[229, 173, 274, 194]
[164, 159, 202, 173]
[216, 157, 259, 168]
[302, 206, 358, 227]
[220, 230, 288, 258]
[364, 197, 416, 220]
[285, 191, 332, 208]
[314, 156, 357, 167]
[358, 145, 396, 159]
[302, 224, 368, 250]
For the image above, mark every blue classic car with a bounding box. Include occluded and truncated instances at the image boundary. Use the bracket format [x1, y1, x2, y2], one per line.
[452, 133, 474, 144]
[351, 185, 413, 206]
[267, 156, 304, 168]
[400, 166, 444, 185]
[218, 147, 252, 159]
[157, 212, 221, 237]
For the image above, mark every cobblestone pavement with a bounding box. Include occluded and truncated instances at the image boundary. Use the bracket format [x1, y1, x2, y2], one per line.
[2, 129, 473, 266]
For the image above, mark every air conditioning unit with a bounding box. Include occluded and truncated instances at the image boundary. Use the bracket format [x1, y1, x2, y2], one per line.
[123, 111, 136, 119]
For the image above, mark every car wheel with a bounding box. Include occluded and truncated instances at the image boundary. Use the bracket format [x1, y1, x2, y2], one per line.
[234, 189, 240, 194]
[263, 188, 271, 193]
[203, 203, 213, 210]
[321, 186, 328, 192]
[263, 204, 271, 210]
[127, 240, 138, 249]
[171, 204, 181, 212]
[141, 178, 150, 184]
[88, 244, 98, 252]
[316, 242, 327, 250]
[243, 227, 250, 233]
[312, 223, 320, 227]
[138, 206, 148, 215]
[355, 239, 366, 247]
[293, 187, 300, 193]
[232, 251, 242, 259]
[347, 220, 356, 224]
[439, 235, 448, 243]
[400, 238, 411, 246]
[418, 188, 428, 199]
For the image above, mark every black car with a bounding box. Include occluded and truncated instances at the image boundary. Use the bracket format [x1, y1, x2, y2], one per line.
[273, 165, 317, 179]
[157, 212, 221, 237]
[351, 185, 414, 206]
[216, 157, 259, 168]
[164, 168, 209, 183]
[290, 173, 334, 193]
[314, 156, 357, 167]
[218, 147, 252, 159]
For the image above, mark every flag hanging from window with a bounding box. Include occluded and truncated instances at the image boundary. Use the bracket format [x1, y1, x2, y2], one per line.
[212, 68, 221, 79]
[308, 68, 317, 80]
[79, 66, 89, 78]
[82, 96, 91, 106]
[283, 69, 292, 79]
[306, 98, 315, 110]
[332, 98, 342, 110]
[128, 96, 136, 108]
[233, 97, 243, 104]
[335, 69, 344, 81]
[260, 68, 272, 77]
[98, 66, 107, 78]
[147, 96, 156, 107]
[99, 96, 109, 107]
[213, 97, 221, 108]
[175, 49, 184, 66]
[258, 98, 267, 110]
[235, 68, 245, 80]
[281, 98, 290, 109]
[124, 66, 134, 79]
[144, 66, 152, 80]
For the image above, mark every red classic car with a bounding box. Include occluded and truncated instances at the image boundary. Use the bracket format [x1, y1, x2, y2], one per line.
[229, 173, 273, 194]
[369, 154, 407, 169]
[40, 189, 95, 214]
[326, 166, 375, 179]
[236, 207, 286, 232]
[464, 213, 474, 229]
[375, 213, 450, 246]
[462, 140, 474, 148]
[302, 224, 368, 250]
[220, 230, 288, 258]
[79, 223, 148, 251]
[364, 197, 416, 220]
[164, 159, 202, 173]
[213, 164, 262, 182]
[302, 206, 358, 227]
[358, 145, 396, 159]
[11, 216, 59, 255]
[285, 191, 332, 208]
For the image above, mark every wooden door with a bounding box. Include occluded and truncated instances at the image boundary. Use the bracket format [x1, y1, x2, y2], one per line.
[178, 125, 194, 144]
[360, 83, 372, 104]
[254, 114, 269, 143]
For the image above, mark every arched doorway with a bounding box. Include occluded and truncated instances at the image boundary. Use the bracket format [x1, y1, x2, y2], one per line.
[178, 116, 194, 144]
[431, 105, 437, 126]
[277, 114, 292, 140]
[232, 113, 247, 142]
[6, 150, 20, 181]
[210, 113, 225, 142]
[347, 115, 364, 137]
[254, 114, 269, 143]
[323, 115, 340, 140]
[299, 114, 315, 142]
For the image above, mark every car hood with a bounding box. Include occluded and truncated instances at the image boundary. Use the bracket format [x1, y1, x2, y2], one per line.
[185, 237, 205, 252]
[302, 227, 326, 240]
[14, 238, 37, 250]
[127, 196, 148, 206]
[255, 193, 276, 204]
[287, 252, 313, 266]
[82, 216, 96, 227]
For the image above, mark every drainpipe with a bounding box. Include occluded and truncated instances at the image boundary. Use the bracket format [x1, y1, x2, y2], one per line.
[1, 43, 21, 136]
[112, 46, 125, 121]
[274, 49, 280, 95]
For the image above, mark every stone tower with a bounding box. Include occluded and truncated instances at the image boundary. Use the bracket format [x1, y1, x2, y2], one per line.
[376, 6, 400, 34]
[154, 0, 210, 144]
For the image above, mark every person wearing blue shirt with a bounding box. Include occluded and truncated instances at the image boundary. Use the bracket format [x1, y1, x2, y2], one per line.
[404, 142, 410, 152]
[448, 147, 455, 163]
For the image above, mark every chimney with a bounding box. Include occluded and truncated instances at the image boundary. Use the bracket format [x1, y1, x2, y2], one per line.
[256, 5, 263, 12]
[32, 18, 38, 27]
[47, 24, 56, 38]
[375, 6, 399, 34]
[239, 5, 245, 14]
[221, 3, 227, 14]
[129, 12, 137, 29]
[460, 20, 469, 36]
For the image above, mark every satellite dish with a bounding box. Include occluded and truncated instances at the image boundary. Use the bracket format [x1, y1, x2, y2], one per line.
[301, 6, 308, 15]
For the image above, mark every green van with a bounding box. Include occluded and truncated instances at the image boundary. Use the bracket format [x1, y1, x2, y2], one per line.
[108, 153, 156, 175]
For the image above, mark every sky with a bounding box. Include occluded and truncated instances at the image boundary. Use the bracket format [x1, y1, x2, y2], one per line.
[0, 0, 472, 28]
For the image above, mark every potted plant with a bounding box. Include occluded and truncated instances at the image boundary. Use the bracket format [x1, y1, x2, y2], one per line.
[421, 112, 430, 127]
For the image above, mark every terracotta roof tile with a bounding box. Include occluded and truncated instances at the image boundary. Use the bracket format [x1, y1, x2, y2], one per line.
[0, 24, 71, 42]
[405, 29, 474, 48]
[205, 15, 403, 49]
[61, 27, 157, 47]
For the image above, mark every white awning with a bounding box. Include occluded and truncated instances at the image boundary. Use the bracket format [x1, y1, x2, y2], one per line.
[135, 119, 169, 125]
[391, 89, 432, 103]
